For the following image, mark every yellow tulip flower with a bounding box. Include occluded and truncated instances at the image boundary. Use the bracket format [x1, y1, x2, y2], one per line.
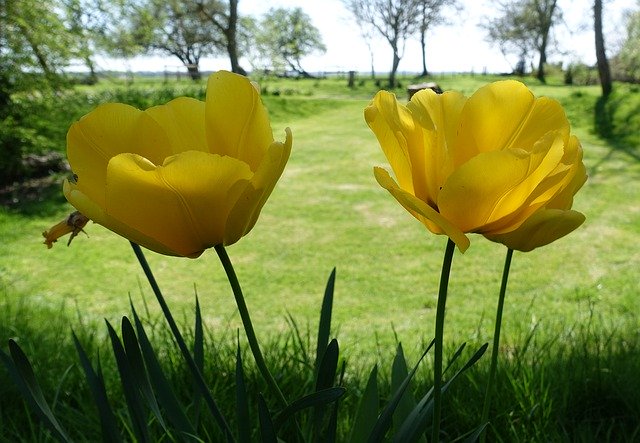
[366, 80, 586, 252]
[60, 71, 291, 258]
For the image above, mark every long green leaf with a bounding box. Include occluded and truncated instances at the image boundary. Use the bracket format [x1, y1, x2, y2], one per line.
[390, 343, 420, 437]
[323, 361, 346, 443]
[315, 268, 336, 376]
[72, 332, 123, 443]
[274, 387, 346, 431]
[131, 307, 196, 441]
[106, 320, 150, 442]
[258, 394, 277, 443]
[193, 294, 204, 427]
[394, 343, 488, 442]
[312, 338, 340, 438]
[367, 340, 433, 443]
[0, 343, 71, 442]
[349, 365, 379, 443]
[121, 316, 168, 431]
[235, 339, 251, 443]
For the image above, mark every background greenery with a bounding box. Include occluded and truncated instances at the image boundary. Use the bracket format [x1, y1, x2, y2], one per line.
[1, 73, 639, 440]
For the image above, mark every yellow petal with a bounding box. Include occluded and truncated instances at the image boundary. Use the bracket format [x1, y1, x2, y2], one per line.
[205, 71, 273, 171]
[67, 103, 172, 207]
[452, 80, 569, 167]
[485, 209, 585, 252]
[439, 132, 564, 233]
[224, 128, 292, 245]
[64, 180, 180, 256]
[406, 89, 466, 204]
[144, 97, 208, 155]
[104, 151, 252, 257]
[374, 167, 470, 252]
[365, 91, 419, 193]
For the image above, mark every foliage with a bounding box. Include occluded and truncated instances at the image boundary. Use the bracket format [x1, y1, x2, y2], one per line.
[611, 7, 640, 82]
[249, 7, 326, 77]
[342, 0, 423, 88]
[483, 0, 561, 82]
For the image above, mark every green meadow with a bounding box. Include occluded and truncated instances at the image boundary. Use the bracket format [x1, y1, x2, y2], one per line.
[1, 74, 639, 440]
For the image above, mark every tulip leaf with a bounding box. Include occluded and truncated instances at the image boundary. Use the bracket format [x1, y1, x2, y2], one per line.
[130, 307, 196, 440]
[236, 337, 251, 443]
[312, 338, 340, 436]
[315, 268, 336, 376]
[258, 394, 278, 443]
[0, 342, 71, 442]
[106, 319, 151, 443]
[390, 343, 420, 436]
[192, 294, 204, 427]
[393, 343, 488, 442]
[273, 387, 346, 431]
[72, 332, 123, 443]
[349, 365, 379, 443]
[367, 340, 433, 443]
[324, 361, 347, 443]
[121, 316, 168, 432]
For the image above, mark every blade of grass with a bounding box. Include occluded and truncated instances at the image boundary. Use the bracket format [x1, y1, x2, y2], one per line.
[72, 332, 123, 443]
[349, 365, 379, 443]
[105, 319, 150, 443]
[274, 387, 346, 431]
[315, 268, 336, 376]
[0, 343, 71, 442]
[258, 394, 278, 443]
[235, 337, 251, 443]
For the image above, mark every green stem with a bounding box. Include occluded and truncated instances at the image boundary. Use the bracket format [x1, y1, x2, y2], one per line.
[480, 248, 514, 442]
[432, 238, 456, 443]
[214, 244, 288, 407]
[129, 242, 234, 441]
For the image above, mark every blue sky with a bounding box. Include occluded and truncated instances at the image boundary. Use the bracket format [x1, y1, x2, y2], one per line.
[94, 0, 636, 74]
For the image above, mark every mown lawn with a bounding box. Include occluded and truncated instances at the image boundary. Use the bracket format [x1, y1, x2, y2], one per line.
[1, 74, 639, 440]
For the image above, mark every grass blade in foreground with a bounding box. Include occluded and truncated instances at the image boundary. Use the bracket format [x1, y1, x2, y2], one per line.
[316, 268, 336, 376]
[0, 341, 71, 442]
[72, 332, 123, 443]
[235, 339, 251, 443]
[349, 365, 379, 443]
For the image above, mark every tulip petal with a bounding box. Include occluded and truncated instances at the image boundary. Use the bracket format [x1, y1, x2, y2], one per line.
[407, 89, 466, 204]
[453, 80, 569, 167]
[439, 131, 564, 233]
[205, 71, 273, 171]
[224, 128, 292, 245]
[64, 180, 181, 256]
[144, 97, 208, 154]
[104, 151, 252, 257]
[365, 91, 419, 193]
[375, 167, 470, 252]
[67, 103, 173, 207]
[486, 208, 585, 252]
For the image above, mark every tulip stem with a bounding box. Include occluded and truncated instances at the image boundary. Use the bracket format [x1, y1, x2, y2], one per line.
[480, 247, 514, 442]
[129, 242, 234, 441]
[214, 244, 288, 408]
[432, 238, 456, 443]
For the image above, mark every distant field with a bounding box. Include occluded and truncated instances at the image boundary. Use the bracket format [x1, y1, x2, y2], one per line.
[1, 74, 638, 362]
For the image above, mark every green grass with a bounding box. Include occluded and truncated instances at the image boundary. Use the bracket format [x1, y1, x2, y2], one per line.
[1, 74, 639, 440]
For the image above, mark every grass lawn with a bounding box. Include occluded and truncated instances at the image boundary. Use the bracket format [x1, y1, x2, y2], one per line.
[1, 73, 639, 440]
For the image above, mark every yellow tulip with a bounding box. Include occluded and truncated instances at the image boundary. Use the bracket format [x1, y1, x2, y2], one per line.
[60, 71, 292, 258]
[366, 80, 586, 252]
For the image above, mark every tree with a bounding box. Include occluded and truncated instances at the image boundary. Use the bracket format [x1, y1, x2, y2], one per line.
[193, 0, 246, 75]
[137, 0, 220, 80]
[613, 8, 640, 82]
[594, 0, 612, 96]
[253, 7, 326, 77]
[416, 0, 461, 77]
[343, 0, 422, 88]
[484, 0, 561, 83]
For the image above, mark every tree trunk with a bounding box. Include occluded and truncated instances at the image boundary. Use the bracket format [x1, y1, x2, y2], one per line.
[389, 49, 401, 88]
[536, 39, 547, 83]
[186, 64, 201, 80]
[227, 0, 246, 75]
[594, 0, 612, 96]
[420, 28, 428, 77]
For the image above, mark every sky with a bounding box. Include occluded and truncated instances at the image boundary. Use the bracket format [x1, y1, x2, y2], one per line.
[93, 0, 637, 74]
